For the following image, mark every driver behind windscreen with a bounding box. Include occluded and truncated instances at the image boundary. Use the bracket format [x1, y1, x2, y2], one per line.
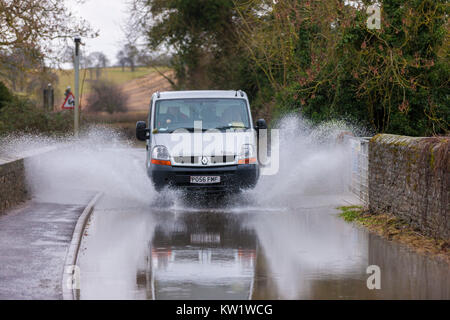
[167, 106, 189, 123]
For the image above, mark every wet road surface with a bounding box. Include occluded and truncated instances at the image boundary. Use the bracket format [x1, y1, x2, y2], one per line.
[0, 191, 94, 299]
[5, 130, 448, 300]
[78, 193, 450, 300]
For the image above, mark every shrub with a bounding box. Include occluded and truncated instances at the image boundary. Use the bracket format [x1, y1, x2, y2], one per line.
[0, 81, 13, 110]
[0, 96, 73, 135]
[86, 80, 128, 114]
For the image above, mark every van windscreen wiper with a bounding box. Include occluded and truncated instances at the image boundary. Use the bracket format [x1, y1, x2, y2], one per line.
[215, 125, 249, 131]
[166, 127, 209, 133]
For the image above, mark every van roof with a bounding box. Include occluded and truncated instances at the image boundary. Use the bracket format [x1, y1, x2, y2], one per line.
[154, 90, 247, 100]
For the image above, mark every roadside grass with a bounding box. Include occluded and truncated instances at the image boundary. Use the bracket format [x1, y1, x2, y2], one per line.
[338, 206, 450, 264]
[339, 205, 365, 222]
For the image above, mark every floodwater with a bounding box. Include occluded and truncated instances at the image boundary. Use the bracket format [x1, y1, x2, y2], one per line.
[12, 119, 448, 300]
[77, 193, 450, 300]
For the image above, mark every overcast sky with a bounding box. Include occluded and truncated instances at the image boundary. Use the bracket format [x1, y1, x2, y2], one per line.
[67, 0, 129, 66]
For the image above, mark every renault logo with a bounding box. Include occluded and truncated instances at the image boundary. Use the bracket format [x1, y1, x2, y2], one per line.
[201, 156, 208, 165]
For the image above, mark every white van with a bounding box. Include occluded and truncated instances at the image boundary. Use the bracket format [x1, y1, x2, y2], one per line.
[136, 90, 267, 192]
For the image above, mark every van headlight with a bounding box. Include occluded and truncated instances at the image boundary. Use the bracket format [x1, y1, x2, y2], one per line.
[151, 145, 171, 165]
[238, 144, 257, 164]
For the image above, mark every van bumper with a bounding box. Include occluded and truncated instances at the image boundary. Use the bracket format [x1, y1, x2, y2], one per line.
[148, 164, 259, 192]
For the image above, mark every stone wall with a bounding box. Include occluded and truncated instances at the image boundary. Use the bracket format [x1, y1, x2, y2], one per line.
[369, 134, 449, 239]
[0, 158, 28, 214]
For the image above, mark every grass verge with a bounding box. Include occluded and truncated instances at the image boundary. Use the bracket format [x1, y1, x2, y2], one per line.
[338, 206, 449, 264]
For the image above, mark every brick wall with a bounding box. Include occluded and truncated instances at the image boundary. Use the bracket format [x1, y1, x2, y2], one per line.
[369, 134, 449, 239]
[0, 158, 28, 214]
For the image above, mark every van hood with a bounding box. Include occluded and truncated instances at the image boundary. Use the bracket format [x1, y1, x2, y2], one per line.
[153, 131, 256, 157]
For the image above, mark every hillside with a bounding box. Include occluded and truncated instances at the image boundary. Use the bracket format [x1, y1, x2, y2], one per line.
[75, 67, 175, 139]
[120, 69, 174, 112]
[54, 66, 173, 109]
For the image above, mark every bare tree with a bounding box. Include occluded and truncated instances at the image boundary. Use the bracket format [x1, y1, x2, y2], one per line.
[0, 0, 96, 110]
[124, 43, 139, 72]
[64, 45, 89, 69]
[86, 80, 128, 114]
[0, 46, 57, 95]
[0, 0, 96, 67]
[89, 52, 109, 79]
[97, 53, 109, 68]
[116, 50, 127, 72]
[137, 50, 176, 87]
[116, 43, 140, 72]
[116, 44, 138, 72]
[82, 54, 94, 79]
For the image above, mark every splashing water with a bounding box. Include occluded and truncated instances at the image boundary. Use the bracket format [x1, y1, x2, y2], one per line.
[1, 115, 363, 209]
[0, 127, 157, 206]
[1, 118, 368, 299]
[245, 115, 363, 209]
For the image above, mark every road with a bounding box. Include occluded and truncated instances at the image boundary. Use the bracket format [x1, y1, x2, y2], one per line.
[1, 144, 448, 300]
[75, 150, 450, 300]
[0, 192, 95, 299]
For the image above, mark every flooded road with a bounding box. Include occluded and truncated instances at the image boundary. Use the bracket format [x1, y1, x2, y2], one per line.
[78, 193, 450, 300]
[9, 120, 448, 300]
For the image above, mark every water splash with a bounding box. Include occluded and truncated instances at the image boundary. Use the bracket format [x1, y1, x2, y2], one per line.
[244, 115, 363, 209]
[1, 115, 363, 209]
[0, 127, 156, 206]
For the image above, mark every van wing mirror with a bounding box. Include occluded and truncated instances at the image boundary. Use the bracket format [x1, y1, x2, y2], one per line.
[255, 119, 267, 130]
[136, 121, 149, 141]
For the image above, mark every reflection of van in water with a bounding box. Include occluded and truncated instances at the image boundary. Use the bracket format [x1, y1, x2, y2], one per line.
[137, 211, 257, 300]
[136, 90, 267, 192]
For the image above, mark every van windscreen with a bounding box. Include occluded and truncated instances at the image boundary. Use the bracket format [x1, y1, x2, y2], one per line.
[154, 98, 250, 133]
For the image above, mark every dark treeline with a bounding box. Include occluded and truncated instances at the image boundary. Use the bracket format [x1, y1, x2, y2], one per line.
[130, 0, 449, 136]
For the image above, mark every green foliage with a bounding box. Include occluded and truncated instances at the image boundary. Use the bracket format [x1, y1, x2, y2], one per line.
[0, 96, 73, 135]
[138, 0, 247, 90]
[0, 81, 13, 110]
[338, 206, 450, 257]
[135, 0, 449, 136]
[338, 206, 365, 223]
[275, 0, 449, 136]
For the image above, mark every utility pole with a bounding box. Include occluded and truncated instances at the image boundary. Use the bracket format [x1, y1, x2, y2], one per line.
[74, 36, 81, 138]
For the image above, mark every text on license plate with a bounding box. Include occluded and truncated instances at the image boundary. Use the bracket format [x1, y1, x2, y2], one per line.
[190, 176, 221, 184]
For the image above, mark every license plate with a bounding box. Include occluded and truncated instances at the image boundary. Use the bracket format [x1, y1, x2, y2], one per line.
[190, 176, 221, 184]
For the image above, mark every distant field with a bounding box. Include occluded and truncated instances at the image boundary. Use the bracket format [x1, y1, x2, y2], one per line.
[53, 66, 174, 139]
[55, 66, 169, 104]
[77, 67, 174, 139]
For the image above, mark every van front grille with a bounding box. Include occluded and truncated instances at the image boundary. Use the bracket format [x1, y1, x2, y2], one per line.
[173, 155, 236, 165]
[173, 156, 200, 164]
